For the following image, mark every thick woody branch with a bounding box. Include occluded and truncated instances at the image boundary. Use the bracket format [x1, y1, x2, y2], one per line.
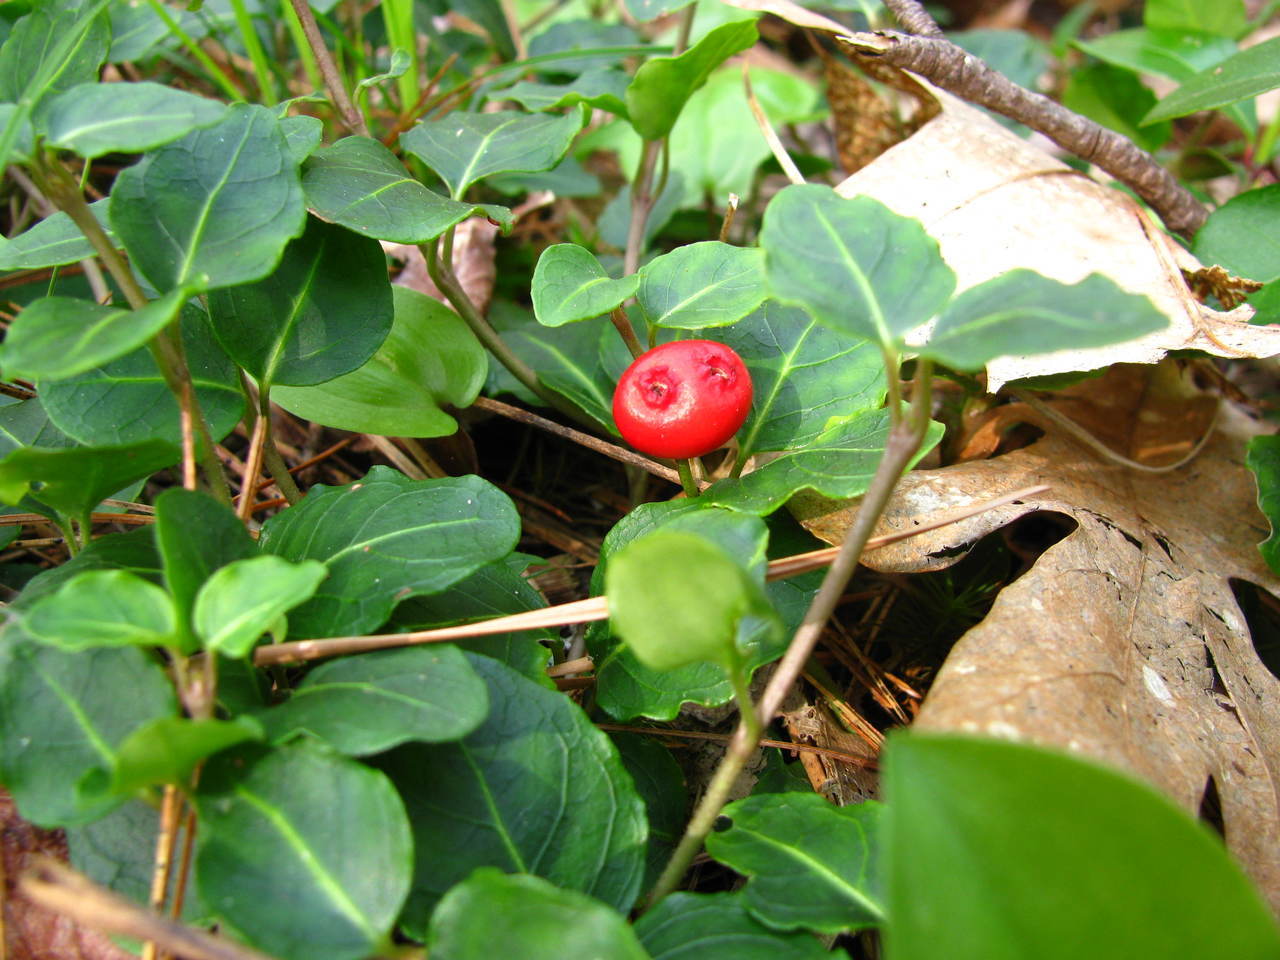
[882, 0, 944, 38]
[838, 31, 1207, 237]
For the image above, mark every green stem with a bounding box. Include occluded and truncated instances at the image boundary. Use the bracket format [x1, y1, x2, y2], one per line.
[676, 459, 700, 498]
[609, 306, 644, 359]
[227, 0, 278, 103]
[379, 0, 420, 113]
[249, 378, 304, 505]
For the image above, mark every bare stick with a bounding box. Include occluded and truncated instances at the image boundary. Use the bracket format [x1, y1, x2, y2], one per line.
[744, 64, 804, 185]
[625, 140, 664, 277]
[881, 0, 944, 37]
[609, 306, 645, 359]
[286, 0, 367, 136]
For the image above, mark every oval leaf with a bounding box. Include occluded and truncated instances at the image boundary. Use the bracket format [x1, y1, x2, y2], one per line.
[23, 570, 177, 650]
[531, 243, 638, 328]
[636, 891, 831, 960]
[638, 242, 766, 330]
[101, 715, 263, 797]
[1143, 36, 1280, 125]
[194, 555, 328, 657]
[0, 199, 115, 271]
[45, 80, 226, 157]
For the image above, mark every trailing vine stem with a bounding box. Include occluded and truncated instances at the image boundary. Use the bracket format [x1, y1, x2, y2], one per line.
[643, 358, 935, 909]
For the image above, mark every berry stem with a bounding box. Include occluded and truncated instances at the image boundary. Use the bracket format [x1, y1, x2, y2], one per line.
[676, 459, 701, 497]
[609, 306, 644, 359]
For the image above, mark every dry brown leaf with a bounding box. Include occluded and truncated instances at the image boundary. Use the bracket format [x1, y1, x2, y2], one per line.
[834, 87, 1280, 390]
[791, 367, 1280, 911]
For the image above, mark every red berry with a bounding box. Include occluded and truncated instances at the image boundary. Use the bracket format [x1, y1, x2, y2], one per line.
[612, 340, 752, 459]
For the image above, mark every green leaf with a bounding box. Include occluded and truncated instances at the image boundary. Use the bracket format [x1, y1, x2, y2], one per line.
[45, 81, 226, 157]
[0, 288, 189, 382]
[598, 169, 686, 252]
[100, 715, 263, 796]
[0, 633, 177, 827]
[430, 870, 648, 960]
[626, 20, 758, 141]
[1144, 36, 1280, 124]
[255, 646, 489, 754]
[1061, 63, 1171, 153]
[636, 892, 831, 960]
[376, 652, 647, 930]
[107, 0, 208, 62]
[494, 68, 630, 116]
[193, 556, 329, 657]
[401, 109, 586, 199]
[1247, 435, 1280, 575]
[195, 741, 412, 960]
[0, 1, 111, 125]
[13, 527, 161, 612]
[719, 301, 885, 461]
[707, 792, 884, 933]
[526, 19, 641, 73]
[23, 570, 177, 650]
[0, 199, 115, 271]
[607, 530, 779, 671]
[0, 398, 75, 457]
[1192, 184, 1280, 282]
[624, 0, 694, 21]
[885, 733, 1280, 960]
[281, 114, 324, 164]
[208, 216, 393, 388]
[302, 136, 513, 243]
[1145, 0, 1246, 38]
[919, 271, 1170, 371]
[39, 305, 244, 447]
[109, 103, 306, 292]
[272, 286, 486, 436]
[531, 243, 639, 328]
[638, 242, 765, 330]
[611, 732, 686, 891]
[0, 104, 34, 164]
[257, 468, 520, 638]
[761, 185, 956, 349]
[0, 439, 179, 519]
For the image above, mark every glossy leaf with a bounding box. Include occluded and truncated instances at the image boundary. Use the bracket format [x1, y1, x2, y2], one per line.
[195, 741, 412, 960]
[1144, 36, 1280, 124]
[45, 81, 226, 157]
[637, 242, 765, 330]
[1247, 435, 1280, 574]
[110, 103, 306, 292]
[0, 288, 188, 382]
[208, 216, 393, 388]
[919, 271, 1169, 371]
[401, 109, 586, 198]
[377, 652, 647, 930]
[429, 870, 648, 960]
[302, 136, 512, 243]
[707, 792, 885, 932]
[101, 716, 263, 796]
[495, 68, 630, 116]
[0, 439, 179, 520]
[636, 892, 831, 960]
[0, 199, 115, 271]
[0, 633, 177, 827]
[193, 556, 328, 657]
[23, 570, 177, 650]
[257, 468, 520, 638]
[531, 243, 638, 327]
[611, 732, 686, 890]
[272, 286, 486, 436]
[255, 646, 489, 754]
[1192, 184, 1280, 282]
[626, 19, 758, 141]
[885, 733, 1280, 960]
[719, 301, 885, 460]
[1145, 0, 1245, 38]
[761, 185, 956, 349]
[281, 114, 324, 164]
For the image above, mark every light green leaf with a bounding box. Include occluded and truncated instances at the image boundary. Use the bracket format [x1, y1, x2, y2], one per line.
[1145, 0, 1246, 38]
[272, 286, 486, 436]
[257, 468, 520, 638]
[13, 527, 161, 612]
[1193, 184, 1280, 281]
[0, 0, 111, 126]
[1143, 36, 1280, 124]
[918, 271, 1169, 371]
[636, 892, 831, 960]
[281, 114, 324, 164]
[45, 81, 226, 157]
[638, 241, 765, 329]
[885, 734, 1280, 960]
[0, 288, 188, 382]
[401, 109, 586, 198]
[195, 741, 412, 960]
[109, 103, 306, 292]
[23, 570, 177, 650]
[100, 715, 263, 796]
[494, 68, 630, 116]
[761, 184, 956, 349]
[193, 556, 328, 657]
[429, 870, 648, 960]
[0, 104, 34, 164]
[0, 199, 114, 271]
[626, 19, 758, 141]
[707, 793, 884, 932]
[0, 439, 179, 519]
[531, 244, 638, 327]
[1247, 435, 1280, 575]
[255, 646, 489, 754]
[302, 136, 513, 243]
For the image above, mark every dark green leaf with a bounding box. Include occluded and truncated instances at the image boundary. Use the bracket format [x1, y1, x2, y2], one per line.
[0, 1, 110, 124]
[13, 527, 161, 611]
[885, 733, 1280, 960]
[0, 439, 179, 520]
[1247, 435, 1280, 574]
[23, 570, 176, 650]
[636, 892, 831, 960]
[257, 468, 520, 638]
[531, 243, 638, 327]
[494, 68, 630, 116]
[271, 286, 486, 436]
[597, 169, 685, 253]
[109, 103, 306, 292]
[625, 0, 695, 26]
[376, 652, 646, 930]
[401, 108, 586, 198]
[429, 870, 648, 960]
[107, 0, 207, 62]
[0, 103, 34, 164]
[0, 632, 177, 827]
[255, 646, 489, 754]
[194, 556, 328, 657]
[761, 184, 956, 349]
[626, 20, 758, 141]
[638, 242, 765, 329]
[707, 792, 884, 932]
[1192, 184, 1280, 281]
[195, 741, 412, 960]
[0, 199, 115, 271]
[302, 136, 512, 243]
[45, 81, 226, 157]
[526, 19, 640, 74]
[611, 732, 686, 891]
[208, 216, 393, 388]
[0, 288, 188, 382]
[918, 271, 1169, 371]
[1062, 63, 1171, 152]
[100, 715, 263, 796]
[1145, 0, 1246, 38]
[1144, 36, 1280, 123]
[488, 155, 601, 197]
[949, 29, 1049, 92]
[280, 114, 324, 164]
[0, 398, 75, 457]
